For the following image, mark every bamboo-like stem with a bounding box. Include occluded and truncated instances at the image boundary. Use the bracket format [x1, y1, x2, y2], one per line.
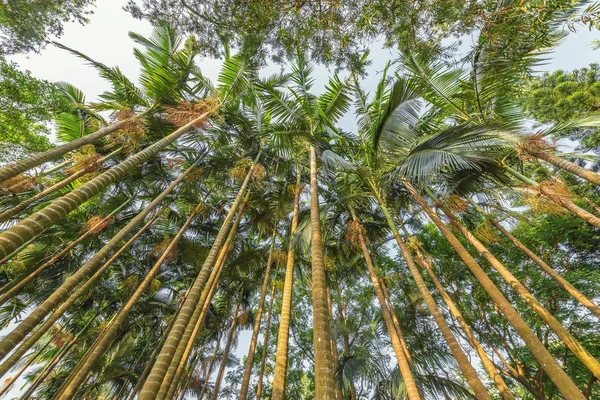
[255, 272, 277, 400]
[198, 342, 220, 400]
[379, 276, 412, 362]
[210, 300, 241, 400]
[326, 286, 344, 400]
[526, 146, 600, 186]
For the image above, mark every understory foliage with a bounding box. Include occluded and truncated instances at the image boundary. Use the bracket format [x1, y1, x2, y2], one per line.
[0, 2, 599, 400]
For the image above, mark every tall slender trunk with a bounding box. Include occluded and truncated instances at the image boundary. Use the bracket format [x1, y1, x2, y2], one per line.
[199, 342, 220, 400]
[210, 301, 241, 400]
[504, 165, 600, 229]
[128, 292, 186, 400]
[161, 192, 250, 399]
[349, 208, 420, 400]
[0, 116, 137, 183]
[0, 110, 211, 260]
[404, 181, 585, 400]
[139, 156, 257, 400]
[437, 199, 600, 381]
[0, 196, 132, 305]
[56, 206, 201, 399]
[327, 286, 344, 400]
[411, 243, 516, 400]
[271, 168, 302, 400]
[0, 147, 122, 223]
[527, 147, 600, 187]
[469, 199, 600, 320]
[239, 222, 279, 400]
[379, 277, 412, 361]
[0, 213, 159, 379]
[0, 159, 198, 365]
[309, 147, 337, 400]
[256, 274, 277, 400]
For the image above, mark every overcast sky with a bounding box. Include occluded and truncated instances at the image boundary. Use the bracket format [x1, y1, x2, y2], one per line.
[4, 1, 600, 398]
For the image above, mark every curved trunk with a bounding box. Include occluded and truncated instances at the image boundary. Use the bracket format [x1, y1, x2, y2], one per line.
[309, 147, 337, 400]
[504, 165, 600, 229]
[373, 200, 488, 399]
[405, 182, 585, 400]
[199, 343, 220, 400]
[0, 111, 210, 261]
[210, 302, 241, 400]
[0, 213, 159, 379]
[161, 193, 250, 399]
[239, 223, 279, 400]
[271, 169, 302, 400]
[438, 202, 600, 381]
[0, 196, 131, 305]
[351, 211, 421, 400]
[379, 277, 412, 362]
[139, 157, 257, 400]
[0, 159, 198, 365]
[412, 245, 516, 400]
[0, 117, 135, 183]
[487, 214, 600, 320]
[0, 147, 122, 223]
[528, 148, 600, 186]
[56, 207, 200, 399]
[256, 274, 277, 400]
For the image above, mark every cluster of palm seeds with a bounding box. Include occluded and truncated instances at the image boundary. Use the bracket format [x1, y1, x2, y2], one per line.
[346, 219, 368, 248]
[0, 174, 36, 194]
[163, 98, 217, 127]
[474, 222, 500, 245]
[81, 215, 115, 234]
[66, 145, 102, 179]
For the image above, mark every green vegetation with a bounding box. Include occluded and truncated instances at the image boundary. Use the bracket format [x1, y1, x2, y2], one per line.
[0, 2, 599, 400]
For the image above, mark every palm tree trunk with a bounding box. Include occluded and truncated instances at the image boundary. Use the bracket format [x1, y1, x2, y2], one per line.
[0, 212, 159, 381]
[0, 196, 131, 305]
[239, 222, 279, 400]
[309, 146, 337, 400]
[0, 111, 211, 261]
[0, 116, 137, 184]
[0, 148, 122, 223]
[469, 200, 600, 320]
[326, 286, 344, 400]
[129, 292, 186, 400]
[0, 158, 199, 365]
[56, 205, 201, 399]
[139, 156, 258, 400]
[437, 199, 600, 381]
[349, 207, 421, 400]
[161, 192, 250, 399]
[256, 274, 277, 400]
[379, 277, 412, 362]
[199, 342, 220, 400]
[210, 301, 241, 400]
[271, 168, 302, 400]
[527, 147, 600, 186]
[504, 165, 600, 229]
[404, 181, 586, 400]
[411, 243, 516, 400]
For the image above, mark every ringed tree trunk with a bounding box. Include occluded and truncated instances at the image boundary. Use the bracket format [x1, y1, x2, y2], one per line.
[504, 165, 600, 229]
[0, 196, 132, 305]
[525, 144, 600, 187]
[468, 199, 600, 320]
[437, 200, 600, 381]
[0, 158, 200, 365]
[271, 168, 302, 400]
[239, 221, 280, 400]
[161, 192, 251, 399]
[348, 208, 421, 400]
[379, 277, 412, 361]
[404, 181, 586, 400]
[0, 110, 211, 261]
[56, 205, 202, 399]
[0, 213, 160, 380]
[256, 271, 278, 400]
[309, 146, 337, 400]
[139, 156, 258, 400]
[210, 301, 241, 400]
[0, 115, 137, 184]
[326, 286, 344, 400]
[368, 199, 489, 400]
[199, 341, 221, 400]
[0, 147, 122, 223]
[410, 241, 516, 400]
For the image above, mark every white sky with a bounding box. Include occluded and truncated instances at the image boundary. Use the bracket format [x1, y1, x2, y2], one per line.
[4, 0, 600, 398]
